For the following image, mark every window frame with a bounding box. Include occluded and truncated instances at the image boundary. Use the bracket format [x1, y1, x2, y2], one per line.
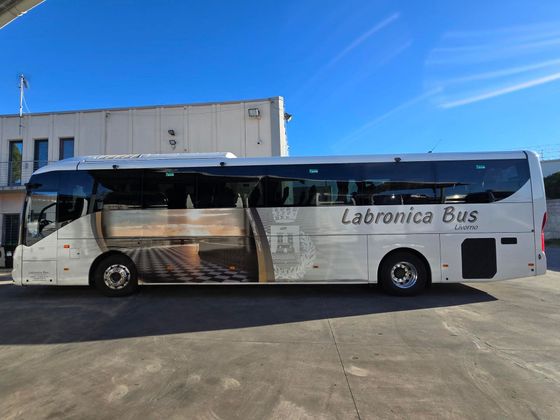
[142, 168, 197, 209]
[75, 158, 531, 211]
[90, 169, 144, 211]
[33, 138, 49, 171]
[23, 172, 59, 246]
[8, 139, 23, 186]
[59, 137, 74, 160]
[433, 159, 530, 204]
[2, 213, 20, 248]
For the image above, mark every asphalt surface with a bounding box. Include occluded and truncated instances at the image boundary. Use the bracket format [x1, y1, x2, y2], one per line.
[0, 259, 559, 419]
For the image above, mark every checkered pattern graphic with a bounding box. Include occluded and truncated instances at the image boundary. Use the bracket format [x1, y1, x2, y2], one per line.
[126, 244, 253, 283]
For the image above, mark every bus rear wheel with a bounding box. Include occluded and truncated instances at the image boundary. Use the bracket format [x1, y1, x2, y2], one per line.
[378, 251, 427, 296]
[93, 254, 138, 297]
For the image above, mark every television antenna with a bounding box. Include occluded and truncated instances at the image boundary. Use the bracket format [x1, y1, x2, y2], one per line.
[19, 74, 29, 134]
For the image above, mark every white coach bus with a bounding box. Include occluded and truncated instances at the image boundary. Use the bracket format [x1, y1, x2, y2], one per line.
[12, 151, 546, 296]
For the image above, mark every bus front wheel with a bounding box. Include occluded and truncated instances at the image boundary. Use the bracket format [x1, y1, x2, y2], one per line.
[378, 252, 427, 296]
[93, 254, 138, 297]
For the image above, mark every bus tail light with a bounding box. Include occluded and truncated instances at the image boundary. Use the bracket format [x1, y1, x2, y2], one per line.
[541, 212, 547, 252]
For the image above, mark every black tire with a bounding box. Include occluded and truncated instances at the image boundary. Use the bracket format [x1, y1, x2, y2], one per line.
[93, 254, 138, 297]
[378, 251, 427, 296]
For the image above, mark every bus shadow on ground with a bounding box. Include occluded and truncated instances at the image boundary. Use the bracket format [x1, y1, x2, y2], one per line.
[0, 283, 496, 345]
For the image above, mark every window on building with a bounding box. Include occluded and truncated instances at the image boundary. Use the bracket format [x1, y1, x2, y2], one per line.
[59, 138, 74, 160]
[8, 140, 23, 185]
[2, 214, 20, 248]
[33, 139, 49, 171]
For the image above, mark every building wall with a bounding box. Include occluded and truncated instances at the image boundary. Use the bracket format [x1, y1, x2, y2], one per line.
[541, 159, 560, 177]
[0, 191, 24, 265]
[0, 97, 288, 260]
[0, 96, 286, 162]
[545, 199, 560, 240]
[541, 161, 560, 239]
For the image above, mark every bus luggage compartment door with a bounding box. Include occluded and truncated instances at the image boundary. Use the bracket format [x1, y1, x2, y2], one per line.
[440, 233, 536, 281]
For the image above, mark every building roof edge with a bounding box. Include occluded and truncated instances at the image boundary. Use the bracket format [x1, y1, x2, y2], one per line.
[0, 96, 284, 118]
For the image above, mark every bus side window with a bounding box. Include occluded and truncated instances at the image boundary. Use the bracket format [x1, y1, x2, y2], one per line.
[142, 170, 195, 209]
[267, 179, 293, 206]
[263, 164, 361, 207]
[246, 182, 261, 207]
[91, 170, 143, 211]
[196, 174, 260, 209]
[361, 162, 438, 205]
[58, 171, 94, 225]
[435, 160, 530, 203]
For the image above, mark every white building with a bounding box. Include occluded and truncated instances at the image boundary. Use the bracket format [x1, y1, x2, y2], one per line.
[0, 96, 289, 265]
[541, 159, 560, 178]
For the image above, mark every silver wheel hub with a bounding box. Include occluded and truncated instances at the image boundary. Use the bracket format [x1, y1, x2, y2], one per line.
[103, 264, 131, 290]
[390, 261, 418, 289]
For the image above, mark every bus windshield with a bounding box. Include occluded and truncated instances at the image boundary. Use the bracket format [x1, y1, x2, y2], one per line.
[24, 192, 57, 245]
[23, 171, 93, 246]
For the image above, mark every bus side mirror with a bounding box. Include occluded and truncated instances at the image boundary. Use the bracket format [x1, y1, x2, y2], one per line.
[25, 182, 40, 190]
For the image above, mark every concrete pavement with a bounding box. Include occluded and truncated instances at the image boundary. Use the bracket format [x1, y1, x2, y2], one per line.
[0, 268, 559, 418]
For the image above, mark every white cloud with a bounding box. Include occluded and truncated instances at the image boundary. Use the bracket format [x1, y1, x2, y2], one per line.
[425, 21, 560, 109]
[443, 21, 560, 40]
[292, 12, 401, 102]
[439, 58, 560, 85]
[440, 71, 560, 108]
[426, 21, 560, 67]
[325, 13, 400, 69]
[332, 88, 440, 150]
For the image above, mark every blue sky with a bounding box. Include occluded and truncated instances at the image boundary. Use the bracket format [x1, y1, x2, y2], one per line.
[1, 0, 560, 157]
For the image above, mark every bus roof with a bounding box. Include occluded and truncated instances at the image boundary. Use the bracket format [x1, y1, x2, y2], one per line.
[33, 150, 534, 174]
